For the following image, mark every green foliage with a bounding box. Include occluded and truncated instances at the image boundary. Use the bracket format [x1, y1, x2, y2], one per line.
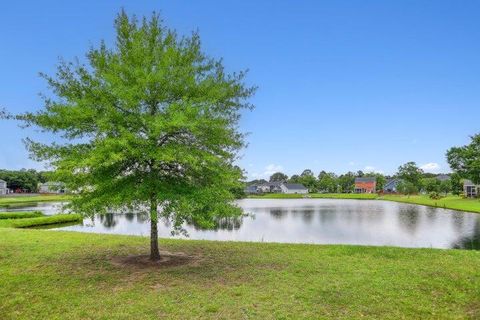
[337, 172, 355, 193]
[0, 194, 72, 207]
[422, 177, 441, 193]
[298, 169, 317, 192]
[11, 214, 82, 228]
[269, 172, 288, 182]
[428, 191, 442, 200]
[396, 180, 418, 195]
[447, 133, 480, 185]
[13, 11, 255, 237]
[0, 169, 49, 192]
[449, 173, 463, 195]
[317, 171, 338, 193]
[439, 179, 452, 195]
[0, 214, 82, 228]
[397, 162, 423, 189]
[0, 211, 43, 219]
[246, 179, 267, 186]
[288, 174, 301, 183]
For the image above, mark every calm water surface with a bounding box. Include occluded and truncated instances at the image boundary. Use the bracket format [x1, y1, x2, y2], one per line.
[9, 199, 480, 250]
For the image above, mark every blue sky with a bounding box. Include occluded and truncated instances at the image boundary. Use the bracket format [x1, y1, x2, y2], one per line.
[1, 1, 479, 179]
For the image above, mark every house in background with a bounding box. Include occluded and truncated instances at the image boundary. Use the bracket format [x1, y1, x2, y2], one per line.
[0, 179, 8, 195]
[281, 183, 308, 194]
[436, 174, 450, 182]
[245, 182, 308, 195]
[38, 182, 67, 194]
[463, 180, 479, 198]
[383, 179, 400, 193]
[354, 177, 377, 193]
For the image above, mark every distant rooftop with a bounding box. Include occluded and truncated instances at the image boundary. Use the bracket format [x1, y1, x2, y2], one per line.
[355, 177, 376, 183]
[284, 183, 308, 190]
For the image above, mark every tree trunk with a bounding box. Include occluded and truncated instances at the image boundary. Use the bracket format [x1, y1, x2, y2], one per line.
[149, 197, 160, 261]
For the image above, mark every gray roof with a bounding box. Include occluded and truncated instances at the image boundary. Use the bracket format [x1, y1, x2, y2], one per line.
[355, 177, 376, 183]
[0, 179, 6, 183]
[436, 174, 450, 181]
[463, 179, 476, 186]
[284, 183, 307, 190]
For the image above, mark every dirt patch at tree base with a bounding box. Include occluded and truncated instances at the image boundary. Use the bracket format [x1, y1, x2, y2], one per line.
[110, 252, 201, 269]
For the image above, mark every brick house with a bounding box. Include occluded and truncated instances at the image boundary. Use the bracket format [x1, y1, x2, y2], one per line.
[354, 177, 377, 194]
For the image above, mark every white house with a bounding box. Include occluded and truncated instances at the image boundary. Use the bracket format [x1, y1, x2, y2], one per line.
[280, 183, 309, 194]
[463, 180, 479, 198]
[0, 179, 8, 195]
[245, 182, 308, 194]
[38, 182, 67, 194]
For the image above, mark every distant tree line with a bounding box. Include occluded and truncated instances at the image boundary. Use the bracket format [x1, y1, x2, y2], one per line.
[246, 163, 463, 195]
[0, 169, 49, 193]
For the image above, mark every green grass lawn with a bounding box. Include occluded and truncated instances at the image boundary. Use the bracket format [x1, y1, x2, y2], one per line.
[250, 193, 480, 213]
[0, 214, 82, 228]
[0, 194, 72, 207]
[0, 228, 479, 319]
[0, 211, 43, 219]
[379, 194, 480, 213]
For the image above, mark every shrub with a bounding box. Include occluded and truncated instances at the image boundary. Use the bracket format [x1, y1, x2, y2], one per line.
[429, 192, 442, 200]
[10, 214, 82, 228]
[0, 211, 44, 219]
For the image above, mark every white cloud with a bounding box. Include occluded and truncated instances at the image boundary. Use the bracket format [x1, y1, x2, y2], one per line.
[363, 166, 384, 174]
[420, 162, 440, 173]
[348, 161, 355, 166]
[248, 164, 283, 180]
[264, 164, 283, 176]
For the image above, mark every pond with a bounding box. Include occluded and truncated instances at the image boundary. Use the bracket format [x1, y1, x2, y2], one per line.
[8, 199, 480, 250]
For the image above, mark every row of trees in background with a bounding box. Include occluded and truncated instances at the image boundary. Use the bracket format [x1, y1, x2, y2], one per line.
[0, 169, 49, 193]
[248, 163, 463, 195]
[247, 133, 480, 196]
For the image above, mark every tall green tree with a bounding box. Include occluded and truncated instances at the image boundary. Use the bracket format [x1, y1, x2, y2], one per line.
[269, 172, 288, 182]
[447, 134, 480, 185]
[396, 162, 423, 190]
[10, 11, 255, 261]
[338, 172, 355, 193]
[299, 169, 317, 192]
[317, 171, 337, 193]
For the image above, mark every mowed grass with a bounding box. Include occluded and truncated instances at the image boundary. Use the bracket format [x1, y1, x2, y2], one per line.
[0, 211, 43, 219]
[0, 214, 82, 228]
[0, 194, 72, 207]
[250, 193, 480, 213]
[0, 228, 479, 319]
[379, 194, 480, 213]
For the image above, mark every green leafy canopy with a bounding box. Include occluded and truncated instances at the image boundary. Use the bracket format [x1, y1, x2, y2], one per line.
[14, 11, 256, 232]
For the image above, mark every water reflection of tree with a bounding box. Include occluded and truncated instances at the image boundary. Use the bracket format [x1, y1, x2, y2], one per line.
[397, 206, 421, 234]
[124, 212, 135, 222]
[99, 213, 117, 228]
[269, 208, 288, 220]
[451, 212, 465, 232]
[451, 219, 480, 250]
